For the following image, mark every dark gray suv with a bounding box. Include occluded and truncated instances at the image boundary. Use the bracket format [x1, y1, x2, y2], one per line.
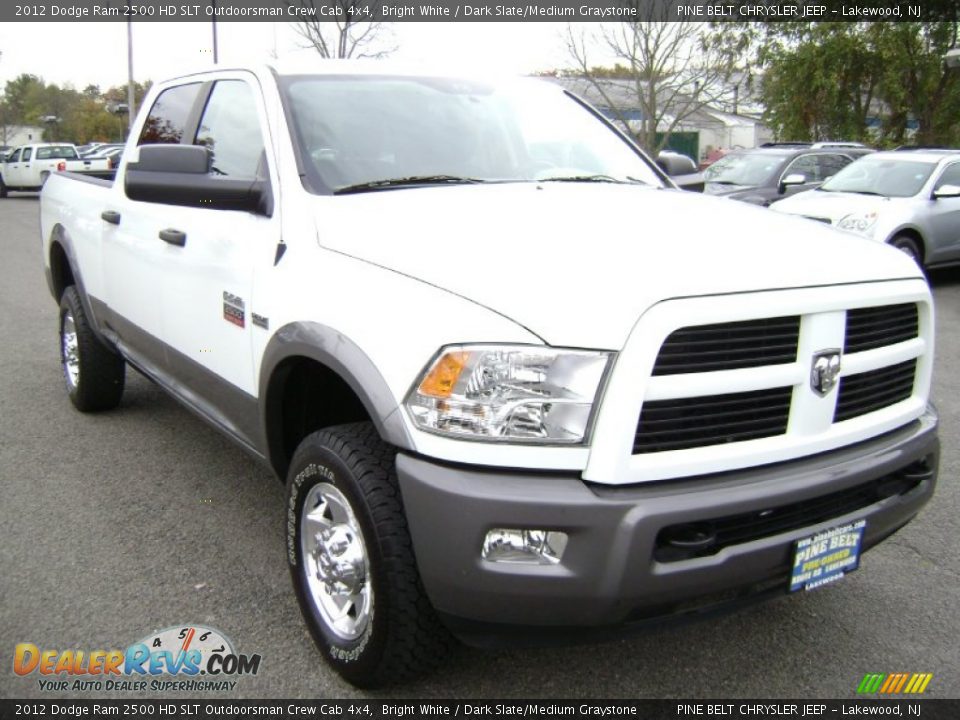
[704, 142, 873, 206]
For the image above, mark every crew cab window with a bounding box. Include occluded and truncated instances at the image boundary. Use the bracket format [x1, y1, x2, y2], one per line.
[139, 83, 202, 145]
[8, 149, 21, 162]
[194, 80, 266, 178]
[22, 148, 33, 162]
[934, 163, 960, 190]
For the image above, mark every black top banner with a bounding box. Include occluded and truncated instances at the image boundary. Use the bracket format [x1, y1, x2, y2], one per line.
[3, 699, 960, 720]
[4, 0, 955, 23]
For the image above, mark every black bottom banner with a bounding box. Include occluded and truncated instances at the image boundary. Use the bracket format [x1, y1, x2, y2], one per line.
[2, 700, 960, 720]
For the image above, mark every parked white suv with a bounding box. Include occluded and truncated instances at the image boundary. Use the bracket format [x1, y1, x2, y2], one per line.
[771, 149, 960, 269]
[40, 62, 939, 687]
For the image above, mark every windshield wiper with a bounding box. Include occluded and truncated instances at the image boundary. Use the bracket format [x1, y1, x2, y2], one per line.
[539, 174, 647, 185]
[706, 180, 743, 186]
[334, 175, 485, 194]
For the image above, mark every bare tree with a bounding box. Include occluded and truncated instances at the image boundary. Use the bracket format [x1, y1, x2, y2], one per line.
[565, 16, 745, 153]
[288, 2, 395, 59]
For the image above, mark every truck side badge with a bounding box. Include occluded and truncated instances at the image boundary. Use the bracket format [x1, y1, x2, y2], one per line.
[223, 291, 245, 328]
[252, 313, 269, 330]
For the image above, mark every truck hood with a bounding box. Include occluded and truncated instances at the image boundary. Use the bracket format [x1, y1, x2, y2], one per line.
[314, 182, 920, 349]
[772, 189, 895, 224]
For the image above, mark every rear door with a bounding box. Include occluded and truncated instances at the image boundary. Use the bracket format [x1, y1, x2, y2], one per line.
[101, 81, 206, 373]
[13, 147, 34, 186]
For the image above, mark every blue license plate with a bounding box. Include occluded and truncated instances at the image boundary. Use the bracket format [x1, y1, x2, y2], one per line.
[790, 519, 866, 592]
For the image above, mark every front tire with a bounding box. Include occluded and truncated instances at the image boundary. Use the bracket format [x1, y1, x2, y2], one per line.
[286, 422, 454, 687]
[890, 234, 924, 269]
[59, 286, 125, 411]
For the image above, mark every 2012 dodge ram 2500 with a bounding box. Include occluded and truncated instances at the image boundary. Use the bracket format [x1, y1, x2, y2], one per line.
[41, 62, 939, 687]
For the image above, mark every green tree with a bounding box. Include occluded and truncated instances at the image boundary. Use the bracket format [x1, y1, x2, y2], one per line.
[750, 20, 960, 147]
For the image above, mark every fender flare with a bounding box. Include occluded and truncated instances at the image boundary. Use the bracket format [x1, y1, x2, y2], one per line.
[259, 321, 414, 475]
[47, 224, 113, 347]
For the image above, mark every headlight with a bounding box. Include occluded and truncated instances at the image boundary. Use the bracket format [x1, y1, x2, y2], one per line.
[836, 211, 878, 235]
[405, 345, 611, 444]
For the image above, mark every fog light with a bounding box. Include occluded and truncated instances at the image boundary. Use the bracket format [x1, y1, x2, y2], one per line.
[481, 528, 568, 565]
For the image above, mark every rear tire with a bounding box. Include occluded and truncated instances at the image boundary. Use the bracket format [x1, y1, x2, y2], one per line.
[59, 286, 125, 412]
[286, 422, 454, 687]
[0, 177, 7, 198]
[890, 234, 924, 269]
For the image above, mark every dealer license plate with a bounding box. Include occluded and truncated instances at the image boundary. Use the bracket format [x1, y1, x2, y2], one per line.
[789, 519, 866, 592]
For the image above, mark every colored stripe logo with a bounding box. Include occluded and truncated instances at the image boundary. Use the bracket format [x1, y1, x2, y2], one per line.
[857, 673, 933, 694]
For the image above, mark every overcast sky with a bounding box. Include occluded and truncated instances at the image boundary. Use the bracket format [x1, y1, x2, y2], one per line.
[0, 22, 600, 91]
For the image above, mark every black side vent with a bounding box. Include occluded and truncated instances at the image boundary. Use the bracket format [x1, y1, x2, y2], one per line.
[652, 316, 800, 376]
[845, 304, 918, 353]
[834, 360, 917, 423]
[633, 387, 792, 454]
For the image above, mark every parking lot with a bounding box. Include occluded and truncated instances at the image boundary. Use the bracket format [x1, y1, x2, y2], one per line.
[1, 195, 957, 699]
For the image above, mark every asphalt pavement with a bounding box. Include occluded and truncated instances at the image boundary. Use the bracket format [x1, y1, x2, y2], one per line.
[1, 195, 957, 699]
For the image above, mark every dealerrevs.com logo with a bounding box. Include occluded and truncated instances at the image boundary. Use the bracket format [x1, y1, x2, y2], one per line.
[13, 625, 261, 693]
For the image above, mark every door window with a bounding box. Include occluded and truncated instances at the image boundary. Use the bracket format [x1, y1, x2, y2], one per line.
[138, 83, 203, 145]
[782, 154, 820, 183]
[816, 154, 852, 180]
[194, 80, 266, 179]
[22, 148, 33, 162]
[934, 163, 960, 190]
[8, 149, 21, 162]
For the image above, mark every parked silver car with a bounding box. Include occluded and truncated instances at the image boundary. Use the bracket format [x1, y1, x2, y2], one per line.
[771, 149, 960, 269]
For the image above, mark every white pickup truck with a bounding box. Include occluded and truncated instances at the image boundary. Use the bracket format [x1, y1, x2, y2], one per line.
[1, 143, 111, 196]
[40, 62, 939, 687]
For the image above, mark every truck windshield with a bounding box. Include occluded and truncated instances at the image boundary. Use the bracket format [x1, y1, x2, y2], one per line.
[280, 75, 663, 194]
[36, 145, 79, 160]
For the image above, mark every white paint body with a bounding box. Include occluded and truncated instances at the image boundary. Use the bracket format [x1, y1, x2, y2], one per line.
[40, 63, 935, 485]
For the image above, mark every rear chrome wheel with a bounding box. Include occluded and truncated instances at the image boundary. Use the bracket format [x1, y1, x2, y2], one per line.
[58, 286, 125, 412]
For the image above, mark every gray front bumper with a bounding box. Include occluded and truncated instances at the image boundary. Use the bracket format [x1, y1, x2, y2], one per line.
[396, 409, 938, 644]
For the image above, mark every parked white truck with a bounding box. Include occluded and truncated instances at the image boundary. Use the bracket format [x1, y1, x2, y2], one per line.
[1, 143, 111, 196]
[40, 63, 939, 687]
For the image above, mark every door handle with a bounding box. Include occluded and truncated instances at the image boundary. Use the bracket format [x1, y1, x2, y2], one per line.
[100, 210, 121, 225]
[159, 228, 187, 247]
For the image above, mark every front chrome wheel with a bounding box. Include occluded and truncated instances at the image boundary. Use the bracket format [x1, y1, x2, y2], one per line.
[61, 310, 80, 391]
[300, 482, 374, 641]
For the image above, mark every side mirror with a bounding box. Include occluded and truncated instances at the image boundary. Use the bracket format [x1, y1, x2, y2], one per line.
[656, 151, 705, 193]
[125, 144, 271, 215]
[778, 173, 807, 194]
[933, 184, 960, 199]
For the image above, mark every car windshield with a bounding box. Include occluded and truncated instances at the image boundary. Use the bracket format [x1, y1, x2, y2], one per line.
[704, 152, 790, 186]
[35, 145, 79, 160]
[819, 158, 936, 197]
[281, 75, 664, 193]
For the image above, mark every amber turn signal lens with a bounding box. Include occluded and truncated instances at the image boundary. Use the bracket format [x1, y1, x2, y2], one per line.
[417, 351, 469, 398]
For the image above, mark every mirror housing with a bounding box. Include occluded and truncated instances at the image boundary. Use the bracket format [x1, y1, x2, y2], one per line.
[125, 144, 272, 215]
[933, 184, 960, 199]
[656, 151, 704, 193]
[778, 173, 807, 194]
